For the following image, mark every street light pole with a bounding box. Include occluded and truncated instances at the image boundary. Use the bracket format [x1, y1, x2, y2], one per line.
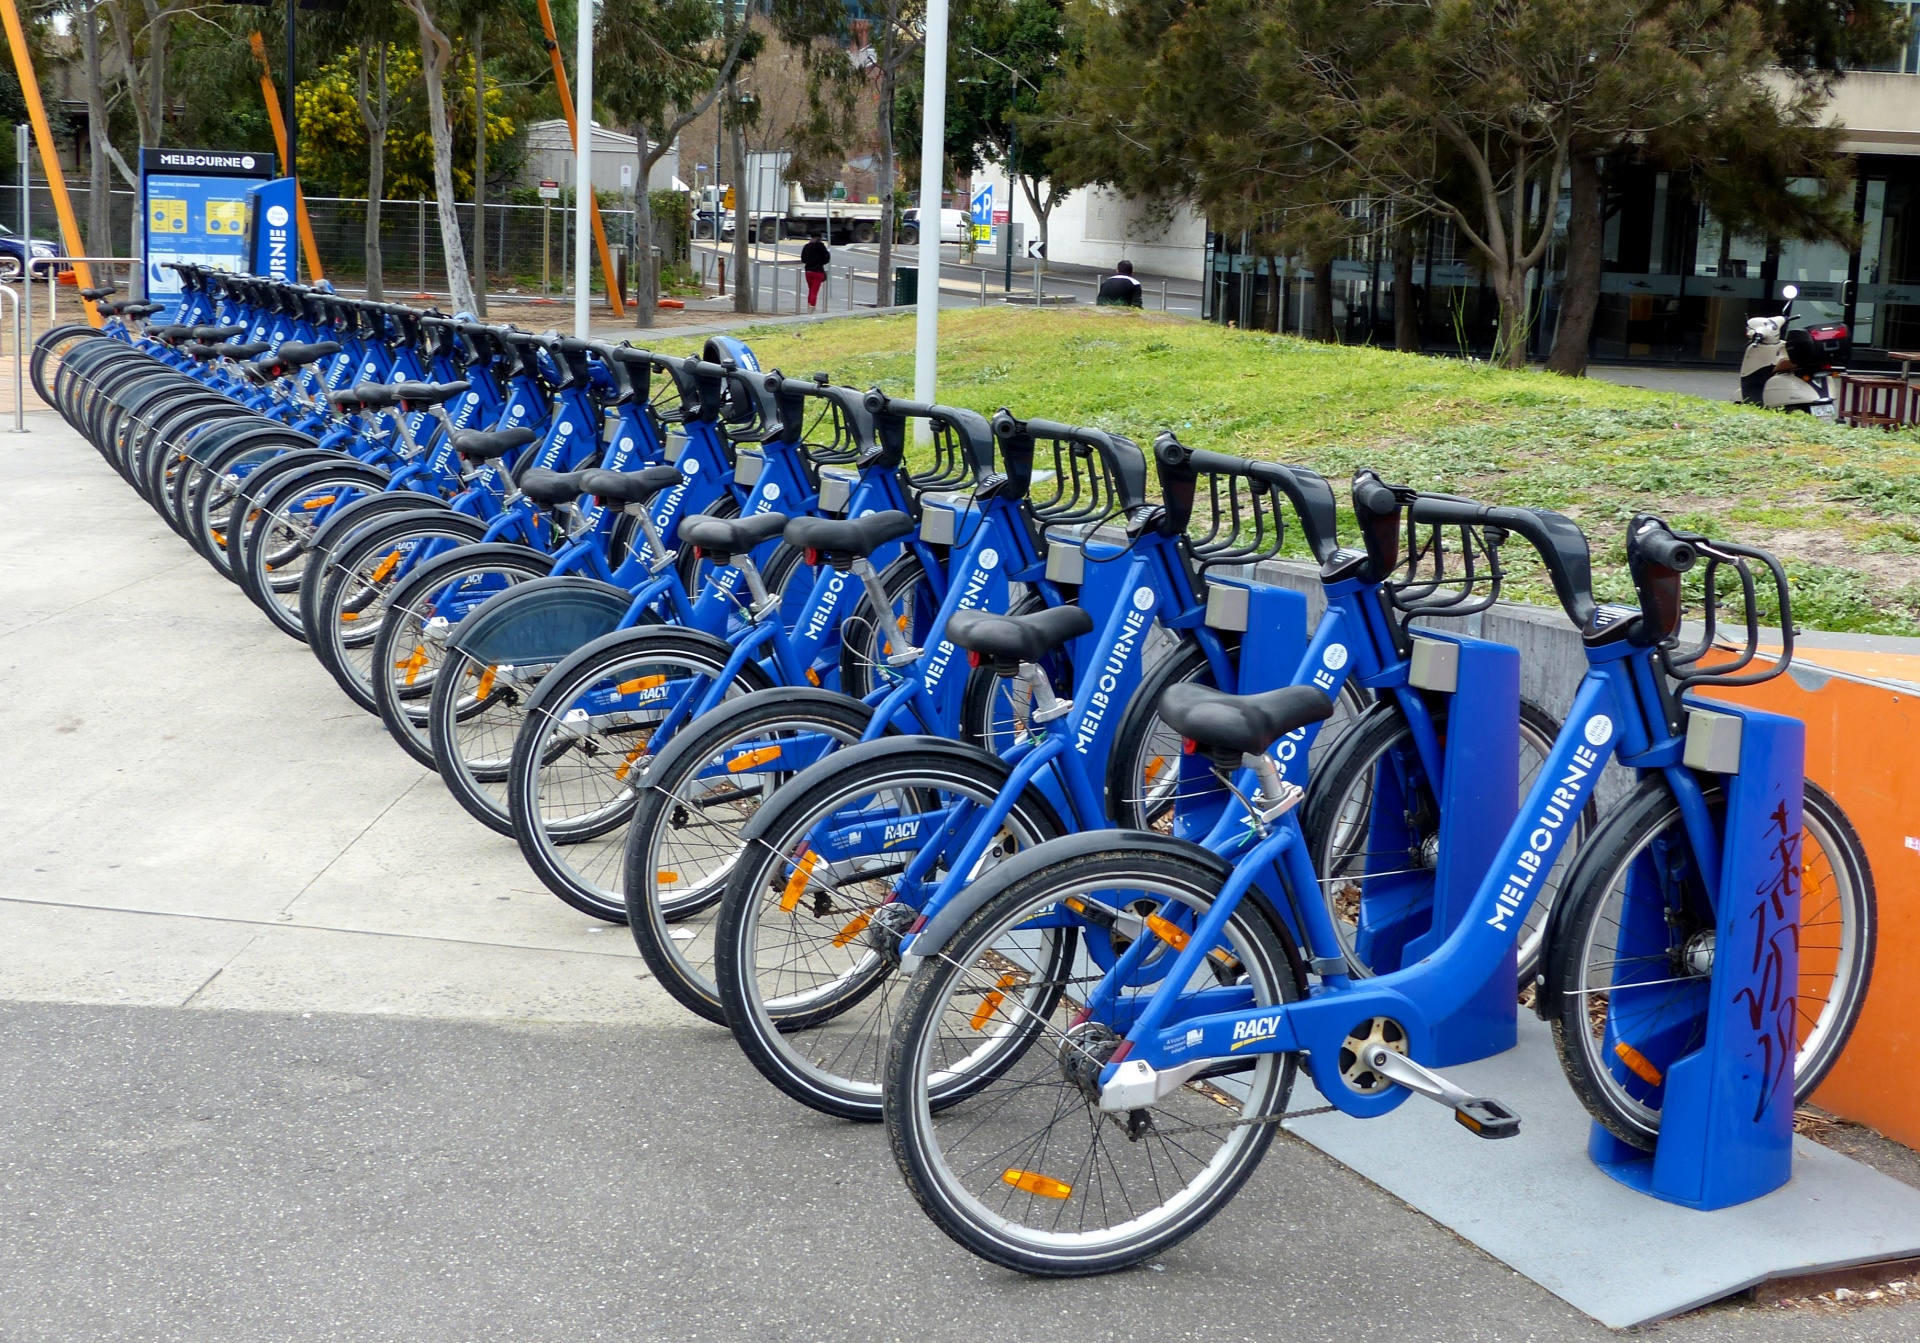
[912, 0, 950, 418]
[283, 0, 296, 181]
[574, 0, 593, 336]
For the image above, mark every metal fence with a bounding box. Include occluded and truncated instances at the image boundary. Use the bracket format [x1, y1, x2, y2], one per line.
[0, 185, 684, 297]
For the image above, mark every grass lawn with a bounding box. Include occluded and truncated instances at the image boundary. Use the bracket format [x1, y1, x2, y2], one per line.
[658, 306, 1920, 635]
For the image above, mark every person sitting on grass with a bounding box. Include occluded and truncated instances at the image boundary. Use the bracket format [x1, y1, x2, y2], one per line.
[1097, 259, 1144, 307]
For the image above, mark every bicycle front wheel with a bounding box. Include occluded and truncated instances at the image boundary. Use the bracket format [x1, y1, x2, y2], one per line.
[714, 740, 1067, 1120]
[885, 843, 1305, 1276]
[1547, 778, 1876, 1149]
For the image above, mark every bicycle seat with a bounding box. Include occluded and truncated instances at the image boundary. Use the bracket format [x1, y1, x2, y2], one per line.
[118, 302, 162, 320]
[182, 342, 222, 361]
[394, 380, 470, 406]
[1157, 683, 1333, 760]
[212, 341, 270, 360]
[519, 467, 588, 508]
[783, 510, 914, 565]
[79, 285, 117, 302]
[580, 465, 684, 505]
[450, 426, 538, 461]
[152, 324, 196, 343]
[677, 510, 791, 556]
[191, 325, 246, 342]
[946, 606, 1094, 672]
[273, 340, 341, 368]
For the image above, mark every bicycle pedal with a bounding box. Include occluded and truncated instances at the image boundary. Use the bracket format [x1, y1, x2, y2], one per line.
[1452, 1097, 1520, 1140]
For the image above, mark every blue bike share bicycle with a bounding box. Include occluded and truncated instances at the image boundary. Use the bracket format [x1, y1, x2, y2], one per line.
[880, 481, 1874, 1275]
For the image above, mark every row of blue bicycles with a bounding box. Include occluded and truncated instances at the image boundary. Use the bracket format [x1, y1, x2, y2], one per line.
[43, 267, 1877, 1274]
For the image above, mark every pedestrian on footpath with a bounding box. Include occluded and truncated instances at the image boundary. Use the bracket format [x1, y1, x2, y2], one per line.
[1097, 258, 1144, 307]
[802, 234, 832, 310]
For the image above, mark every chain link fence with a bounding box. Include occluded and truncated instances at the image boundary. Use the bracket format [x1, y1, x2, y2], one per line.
[0, 185, 686, 299]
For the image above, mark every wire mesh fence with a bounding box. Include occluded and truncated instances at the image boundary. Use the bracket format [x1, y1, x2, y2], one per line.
[0, 185, 685, 299]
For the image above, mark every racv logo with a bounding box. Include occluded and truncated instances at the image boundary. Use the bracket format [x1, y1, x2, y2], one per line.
[882, 819, 921, 848]
[1485, 741, 1603, 932]
[1074, 590, 1155, 752]
[1230, 1013, 1284, 1051]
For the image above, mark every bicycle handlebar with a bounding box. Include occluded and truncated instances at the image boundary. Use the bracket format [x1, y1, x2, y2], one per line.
[992, 411, 1150, 517]
[866, 392, 1002, 490]
[1405, 493, 1597, 630]
[1153, 435, 1342, 564]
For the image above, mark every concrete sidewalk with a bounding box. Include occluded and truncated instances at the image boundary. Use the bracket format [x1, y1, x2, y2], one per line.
[6, 412, 1920, 1340]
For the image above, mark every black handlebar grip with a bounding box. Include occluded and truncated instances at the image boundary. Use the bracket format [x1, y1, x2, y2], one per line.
[1633, 522, 1697, 573]
[1351, 471, 1402, 519]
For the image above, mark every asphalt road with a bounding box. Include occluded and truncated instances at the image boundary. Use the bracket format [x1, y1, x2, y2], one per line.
[688, 238, 1206, 319]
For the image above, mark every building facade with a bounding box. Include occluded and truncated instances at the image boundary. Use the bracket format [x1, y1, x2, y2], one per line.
[1202, 62, 1920, 369]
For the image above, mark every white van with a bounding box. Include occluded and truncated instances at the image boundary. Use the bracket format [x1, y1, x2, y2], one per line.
[899, 207, 972, 245]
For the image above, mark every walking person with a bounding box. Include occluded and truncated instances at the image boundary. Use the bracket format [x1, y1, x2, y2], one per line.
[1097, 258, 1144, 307]
[801, 234, 831, 311]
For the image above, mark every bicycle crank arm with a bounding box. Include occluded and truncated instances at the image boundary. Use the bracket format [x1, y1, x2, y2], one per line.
[1362, 1045, 1520, 1139]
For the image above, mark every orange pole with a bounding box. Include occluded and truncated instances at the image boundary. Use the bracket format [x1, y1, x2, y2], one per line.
[534, 0, 625, 315]
[248, 33, 326, 283]
[0, 0, 98, 324]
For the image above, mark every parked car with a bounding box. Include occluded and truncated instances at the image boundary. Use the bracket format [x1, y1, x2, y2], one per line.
[0, 221, 62, 277]
[899, 207, 970, 245]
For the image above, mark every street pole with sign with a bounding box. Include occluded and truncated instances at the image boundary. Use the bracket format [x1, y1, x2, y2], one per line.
[540, 179, 559, 294]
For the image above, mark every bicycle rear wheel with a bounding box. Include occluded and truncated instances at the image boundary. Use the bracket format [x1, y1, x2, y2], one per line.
[1547, 778, 1875, 1149]
[885, 843, 1304, 1275]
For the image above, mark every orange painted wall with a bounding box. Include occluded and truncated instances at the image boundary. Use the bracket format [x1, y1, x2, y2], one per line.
[1707, 667, 1920, 1149]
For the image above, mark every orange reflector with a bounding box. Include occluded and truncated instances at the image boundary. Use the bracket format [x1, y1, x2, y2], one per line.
[728, 746, 781, 773]
[397, 645, 429, 686]
[805, 667, 821, 686]
[897, 613, 909, 632]
[1002, 1169, 1072, 1200]
[299, 495, 337, 510]
[1145, 912, 1191, 951]
[1143, 755, 1167, 785]
[340, 610, 360, 623]
[779, 849, 820, 913]
[369, 549, 402, 582]
[1614, 1039, 1665, 1087]
[656, 870, 680, 885]
[473, 666, 498, 699]
[968, 972, 1021, 1031]
[616, 673, 667, 695]
[830, 910, 873, 948]
[613, 740, 650, 782]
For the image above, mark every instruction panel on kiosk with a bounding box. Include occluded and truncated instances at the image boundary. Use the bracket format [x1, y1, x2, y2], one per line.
[139, 147, 275, 319]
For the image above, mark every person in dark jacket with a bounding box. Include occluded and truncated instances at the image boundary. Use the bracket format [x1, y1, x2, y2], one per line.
[1097, 259, 1144, 307]
[801, 235, 832, 310]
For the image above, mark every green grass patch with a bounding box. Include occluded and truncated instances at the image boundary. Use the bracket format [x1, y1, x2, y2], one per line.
[655, 307, 1920, 633]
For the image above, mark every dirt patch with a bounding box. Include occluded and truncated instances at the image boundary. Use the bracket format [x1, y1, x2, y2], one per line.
[1758, 528, 1920, 589]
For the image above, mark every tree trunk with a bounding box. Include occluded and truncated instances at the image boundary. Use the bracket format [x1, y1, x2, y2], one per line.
[357, 45, 389, 302]
[141, 0, 170, 148]
[470, 17, 486, 317]
[1547, 153, 1602, 376]
[729, 79, 752, 314]
[406, 0, 477, 313]
[83, 11, 110, 257]
[1493, 264, 1529, 369]
[634, 129, 656, 328]
[1266, 257, 1282, 331]
[1308, 242, 1337, 342]
[875, 56, 896, 308]
[1393, 220, 1418, 352]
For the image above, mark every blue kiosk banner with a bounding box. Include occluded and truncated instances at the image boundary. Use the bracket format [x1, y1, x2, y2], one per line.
[140, 148, 276, 318]
[245, 177, 300, 283]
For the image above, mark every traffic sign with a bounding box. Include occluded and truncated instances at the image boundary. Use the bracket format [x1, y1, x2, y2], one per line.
[539, 179, 560, 200]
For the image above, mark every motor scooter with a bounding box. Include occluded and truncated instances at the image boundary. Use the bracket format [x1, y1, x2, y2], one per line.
[1739, 283, 1843, 417]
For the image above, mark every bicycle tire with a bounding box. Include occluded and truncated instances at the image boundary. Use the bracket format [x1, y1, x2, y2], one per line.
[1546, 777, 1875, 1149]
[885, 840, 1305, 1274]
[624, 687, 881, 1021]
[713, 737, 1068, 1120]
[507, 626, 774, 920]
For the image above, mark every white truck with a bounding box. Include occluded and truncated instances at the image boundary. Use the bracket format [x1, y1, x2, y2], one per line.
[741, 151, 884, 244]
